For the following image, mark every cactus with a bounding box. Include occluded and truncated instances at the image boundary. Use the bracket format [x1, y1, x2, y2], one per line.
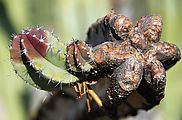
[9, 27, 78, 91]
[9, 26, 103, 112]
[9, 11, 181, 114]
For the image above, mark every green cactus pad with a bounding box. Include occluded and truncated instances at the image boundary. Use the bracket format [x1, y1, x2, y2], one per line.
[10, 35, 40, 88]
[10, 28, 78, 91]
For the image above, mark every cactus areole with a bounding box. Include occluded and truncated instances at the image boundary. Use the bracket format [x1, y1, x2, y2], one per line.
[10, 11, 181, 113]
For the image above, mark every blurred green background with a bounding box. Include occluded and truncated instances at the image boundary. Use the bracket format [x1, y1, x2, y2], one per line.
[0, 0, 182, 120]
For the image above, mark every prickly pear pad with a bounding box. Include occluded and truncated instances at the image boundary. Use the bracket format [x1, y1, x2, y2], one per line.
[10, 27, 78, 91]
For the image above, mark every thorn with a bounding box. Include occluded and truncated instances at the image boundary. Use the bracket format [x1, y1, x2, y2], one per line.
[21, 39, 24, 42]
[57, 35, 60, 41]
[60, 80, 63, 90]
[36, 25, 41, 30]
[27, 60, 34, 66]
[57, 49, 61, 54]
[21, 49, 27, 54]
[55, 80, 63, 90]
[12, 34, 17, 38]
[8, 45, 12, 50]
[28, 28, 32, 31]
[21, 29, 25, 34]
[48, 43, 53, 49]
[67, 67, 72, 71]
[51, 29, 54, 35]
[42, 95, 47, 103]
[48, 77, 53, 84]
[39, 35, 45, 42]
[54, 34, 57, 38]
[80, 65, 83, 69]
[36, 70, 43, 78]
[10, 59, 13, 63]
[22, 27, 27, 33]
[69, 45, 72, 49]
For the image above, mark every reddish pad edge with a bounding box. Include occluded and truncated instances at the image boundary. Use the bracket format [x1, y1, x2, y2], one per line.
[67, 43, 76, 67]
[10, 35, 23, 63]
[77, 42, 91, 61]
[26, 29, 48, 57]
[21, 34, 44, 59]
[75, 44, 87, 67]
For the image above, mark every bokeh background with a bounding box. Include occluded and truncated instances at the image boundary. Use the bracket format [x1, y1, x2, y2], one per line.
[0, 0, 182, 120]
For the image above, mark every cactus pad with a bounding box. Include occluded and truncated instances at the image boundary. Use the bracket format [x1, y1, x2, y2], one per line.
[10, 27, 78, 91]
